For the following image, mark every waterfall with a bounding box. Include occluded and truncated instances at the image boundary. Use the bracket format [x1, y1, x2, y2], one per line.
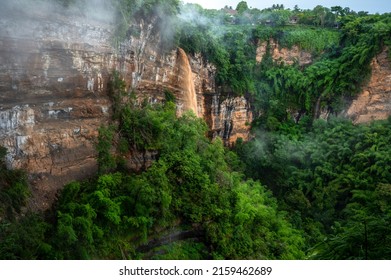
[176, 48, 198, 117]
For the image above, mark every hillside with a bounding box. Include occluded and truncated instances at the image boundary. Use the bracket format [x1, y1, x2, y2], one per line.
[0, 0, 390, 260]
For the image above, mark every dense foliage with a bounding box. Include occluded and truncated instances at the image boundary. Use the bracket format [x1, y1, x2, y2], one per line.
[175, 3, 390, 119]
[0, 147, 29, 221]
[236, 117, 391, 259]
[1, 1, 390, 260]
[0, 147, 47, 259]
[0, 75, 304, 260]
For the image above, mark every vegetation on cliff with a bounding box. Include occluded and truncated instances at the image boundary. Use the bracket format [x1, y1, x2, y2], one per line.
[176, 3, 390, 118]
[0, 85, 305, 259]
[0, 1, 391, 260]
[0, 147, 29, 221]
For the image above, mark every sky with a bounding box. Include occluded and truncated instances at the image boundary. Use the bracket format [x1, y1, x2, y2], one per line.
[182, 0, 391, 14]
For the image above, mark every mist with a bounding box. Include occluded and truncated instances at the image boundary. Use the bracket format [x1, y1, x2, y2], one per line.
[178, 3, 229, 38]
[0, 0, 116, 28]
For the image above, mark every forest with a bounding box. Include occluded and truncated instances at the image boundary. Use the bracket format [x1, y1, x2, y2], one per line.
[0, 0, 390, 259]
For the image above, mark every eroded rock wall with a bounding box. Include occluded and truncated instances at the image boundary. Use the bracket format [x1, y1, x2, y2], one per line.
[203, 93, 252, 146]
[0, 7, 252, 208]
[346, 47, 391, 123]
[256, 39, 313, 66]
[0, 8, 117, 208]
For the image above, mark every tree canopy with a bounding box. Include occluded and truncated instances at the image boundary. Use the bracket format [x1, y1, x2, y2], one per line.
[1, 0, 390, 260]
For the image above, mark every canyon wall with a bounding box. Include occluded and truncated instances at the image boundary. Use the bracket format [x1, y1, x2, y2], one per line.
[346, 47, 391, 123]
[0, 7, 251, 209]
[256, 39, 313, 66]
[203, 93, 252, 146]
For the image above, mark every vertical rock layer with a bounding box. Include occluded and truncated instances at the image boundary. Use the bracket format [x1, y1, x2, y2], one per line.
[346, 47, 391, 123]
[203, 93, 252, 146]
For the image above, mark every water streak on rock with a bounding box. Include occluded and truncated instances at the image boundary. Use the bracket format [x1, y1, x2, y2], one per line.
[176, 48, 198, 117]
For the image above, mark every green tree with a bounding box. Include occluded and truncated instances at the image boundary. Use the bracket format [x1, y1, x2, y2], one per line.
[313, 5, 328, 27]
[236, 1, 249, 14]
[270, 9, 291, 26]
[0, 214, 52, 259]
[97, 126, 117, 175]
[0, 147, 30, 220]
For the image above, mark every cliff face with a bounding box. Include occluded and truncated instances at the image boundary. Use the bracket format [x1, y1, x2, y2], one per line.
[346, 47, 391, 123]
[256, 39, 313, 66]
[0, 8, 252, 208]
[203, 93, 252, 146]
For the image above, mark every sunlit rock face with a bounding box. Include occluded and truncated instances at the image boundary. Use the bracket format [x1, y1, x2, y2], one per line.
[346, 47, 391, 123]
[0, 4, 252, 209]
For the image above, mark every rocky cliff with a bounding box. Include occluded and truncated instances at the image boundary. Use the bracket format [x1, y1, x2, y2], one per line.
[256, 38, 313, 66]
[346, 47, 391, 123]
[203, 92, 252, 146]
[0, 6, 252, 208]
